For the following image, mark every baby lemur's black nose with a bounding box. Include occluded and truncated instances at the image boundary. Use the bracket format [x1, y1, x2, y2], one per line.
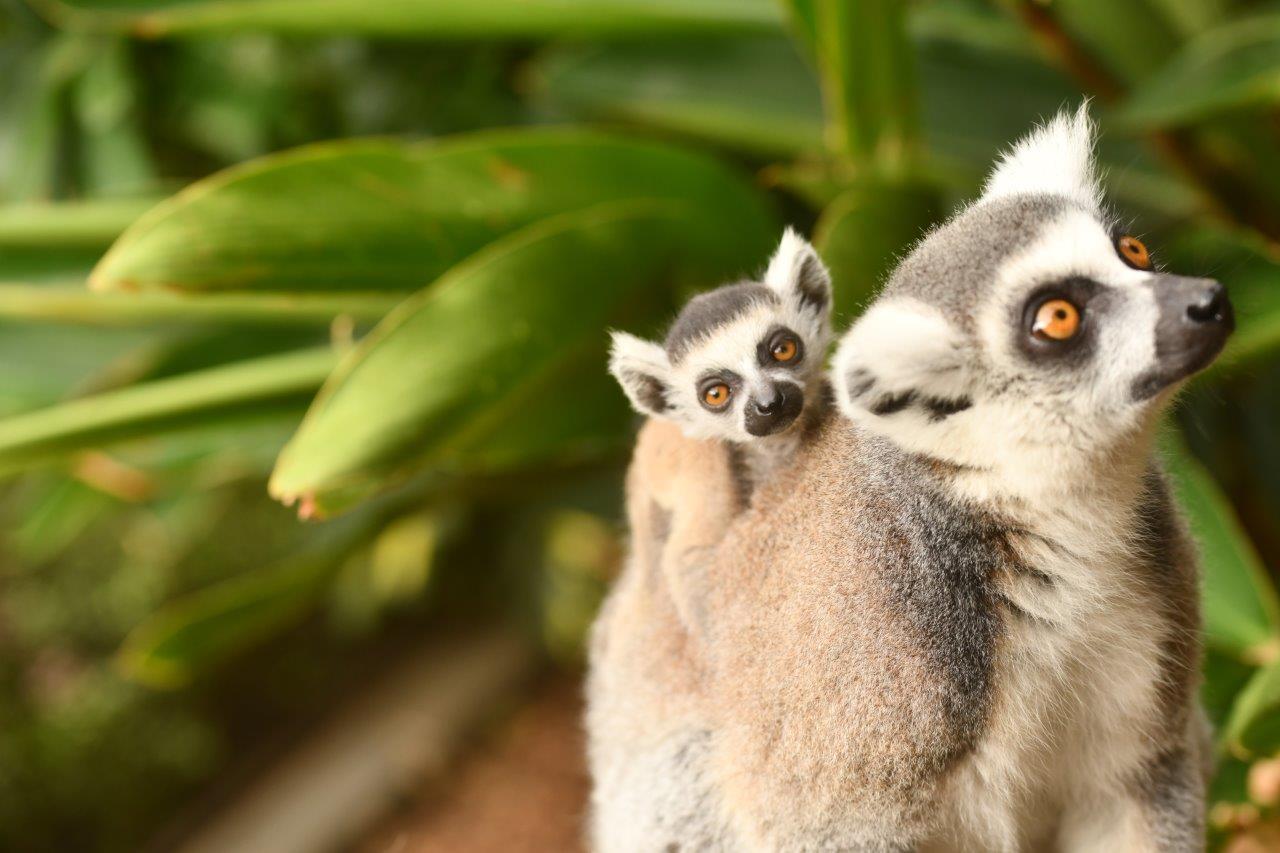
[744, 382, 804, 437]
[753, 390, 782, 416]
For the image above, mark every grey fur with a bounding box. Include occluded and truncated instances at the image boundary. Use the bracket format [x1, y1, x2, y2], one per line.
[665, 283, 779, 361]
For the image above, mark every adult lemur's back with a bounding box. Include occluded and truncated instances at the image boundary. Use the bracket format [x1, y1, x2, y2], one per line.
[588, 107, 1228, 852]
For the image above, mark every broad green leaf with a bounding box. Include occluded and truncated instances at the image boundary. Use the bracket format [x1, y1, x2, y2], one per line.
[0, 284, 399, 326]
[1223, 660, 1280, 757]
[1026, 0, 1185, 86]
[1163, 434, 1280, 662]
[91, 129, 775, 294]
[813, 179, 941, 322]
[1119, 16, 1280, 128]
[527, 39, 823, 156]
[0, 346, 337, 472]
[269, 200, 759, 515]
[45, 0, 782, 38]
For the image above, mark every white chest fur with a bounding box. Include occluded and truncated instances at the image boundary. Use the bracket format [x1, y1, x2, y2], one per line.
[930, 481, 1169, 852]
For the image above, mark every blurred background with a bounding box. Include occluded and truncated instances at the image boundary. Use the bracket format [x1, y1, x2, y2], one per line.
[1, 0, 1280, 850]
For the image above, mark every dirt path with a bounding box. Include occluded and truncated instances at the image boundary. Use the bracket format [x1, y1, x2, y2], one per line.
[358, 677, 589, 853]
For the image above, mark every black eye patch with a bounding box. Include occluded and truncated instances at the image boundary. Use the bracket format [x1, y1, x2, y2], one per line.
[757, 325, 804, 369]
[1014, 276, 1103, 366]
[696, 370, 743, 414]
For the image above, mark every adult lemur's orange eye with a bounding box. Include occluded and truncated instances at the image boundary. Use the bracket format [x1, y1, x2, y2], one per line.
[1032, 299, 1081, 341]
[703, 383, 731, 407]
[771, 337, 798, 362]
[1117, 235, 1151, 270]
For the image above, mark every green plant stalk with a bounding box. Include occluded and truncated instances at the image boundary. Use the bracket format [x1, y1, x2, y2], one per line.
[814, 0, 921, 177]
[0, 284, 401, 326]
[0, 346, 338, 471]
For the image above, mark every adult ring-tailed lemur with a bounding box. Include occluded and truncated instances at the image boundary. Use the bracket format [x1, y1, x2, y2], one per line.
[588, 105, 1231, 852]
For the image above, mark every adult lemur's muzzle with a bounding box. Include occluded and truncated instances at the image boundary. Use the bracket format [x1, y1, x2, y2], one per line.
[1132, 275, 1234, 400]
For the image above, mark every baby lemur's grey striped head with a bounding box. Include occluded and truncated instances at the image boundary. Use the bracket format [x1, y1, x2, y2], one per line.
[610, 228, 832, 443]
[834, 106, 1233, 476]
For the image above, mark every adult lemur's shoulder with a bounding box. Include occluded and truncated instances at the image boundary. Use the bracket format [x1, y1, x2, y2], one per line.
[588, 105, 1229, 852]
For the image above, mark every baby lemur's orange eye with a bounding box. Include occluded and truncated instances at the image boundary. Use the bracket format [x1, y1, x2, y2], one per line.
[1117, 235, 1151, 270]
[771, 337, 798, 362]
[703, 383, 731, 407]
[1032, 299, 1081, 341]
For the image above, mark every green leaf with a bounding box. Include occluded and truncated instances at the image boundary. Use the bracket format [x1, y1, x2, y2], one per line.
[0, 284, 400, 326]
[527, 38, 823, 156]
[269, 200, 764, 515]
[1163, 433, 1280, 662]
[813, 179, 941, 322]
[1223, 660, 1280, 757]
[1118, 15, 1280, 128]
[46, 0, 783, 38]
[0, 346, 337, 472]
[91, 128, 775, 294]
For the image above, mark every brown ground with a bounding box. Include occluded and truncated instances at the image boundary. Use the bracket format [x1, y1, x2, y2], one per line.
[358, 677, 589, 853]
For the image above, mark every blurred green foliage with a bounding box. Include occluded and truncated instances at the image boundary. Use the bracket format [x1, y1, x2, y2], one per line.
[1, 0, 1280, 849]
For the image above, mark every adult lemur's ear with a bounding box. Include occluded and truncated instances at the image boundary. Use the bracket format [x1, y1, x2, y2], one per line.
[609, 332, 675, 418]
[981, 102, 1102, 213]
[764, 227, 831, 316]
[833, 299, 973, 424]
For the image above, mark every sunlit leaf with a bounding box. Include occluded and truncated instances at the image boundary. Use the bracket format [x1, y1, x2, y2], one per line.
[1163, 433, 1280, 662]
[91, 129, 775, 293]
[269, 200, 770, 515]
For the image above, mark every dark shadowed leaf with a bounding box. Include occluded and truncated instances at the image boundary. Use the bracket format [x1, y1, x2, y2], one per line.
[813, 179, 941, 322]
[1224, 660, 1280, 757]
[91, 129, 775, 293]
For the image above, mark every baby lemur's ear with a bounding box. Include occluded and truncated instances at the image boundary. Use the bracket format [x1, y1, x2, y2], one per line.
[609, 331, 675, 418]
[763, 227, 831, 316]
[833, 299, 974, 424]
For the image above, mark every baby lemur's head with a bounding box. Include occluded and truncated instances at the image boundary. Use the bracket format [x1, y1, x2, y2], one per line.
[609, 228, 832, 443]
[834, 105, 1233, 481]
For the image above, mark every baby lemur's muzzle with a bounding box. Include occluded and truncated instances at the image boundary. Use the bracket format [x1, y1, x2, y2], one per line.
[745, 381, 804, 437]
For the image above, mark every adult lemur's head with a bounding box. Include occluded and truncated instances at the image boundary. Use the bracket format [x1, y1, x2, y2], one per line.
[834, 105, 1232, 483]
[610, 229, 831, 443]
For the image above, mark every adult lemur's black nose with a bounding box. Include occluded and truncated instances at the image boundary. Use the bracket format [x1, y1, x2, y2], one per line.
[745, 382, 804, 437]
[1132, 275, 1233, 401]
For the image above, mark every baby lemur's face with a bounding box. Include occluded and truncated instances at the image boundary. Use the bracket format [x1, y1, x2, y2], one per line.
[834, 106, 1234, 474]
[610, 229, 832, 443]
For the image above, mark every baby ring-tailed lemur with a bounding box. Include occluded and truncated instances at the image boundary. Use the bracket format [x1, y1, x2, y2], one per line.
[588, 105, 1230, 852]
[608, 228, 832, 491]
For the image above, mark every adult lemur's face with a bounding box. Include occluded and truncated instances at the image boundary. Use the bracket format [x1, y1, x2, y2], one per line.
[834, 106, 1233, 471]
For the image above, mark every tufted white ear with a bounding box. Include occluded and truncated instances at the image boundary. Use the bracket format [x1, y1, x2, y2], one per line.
[608, 331, 675, 418]
[763, 227, 831, 315]
[981, 102, 1102, 213]
[832, 299, 972, 422]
